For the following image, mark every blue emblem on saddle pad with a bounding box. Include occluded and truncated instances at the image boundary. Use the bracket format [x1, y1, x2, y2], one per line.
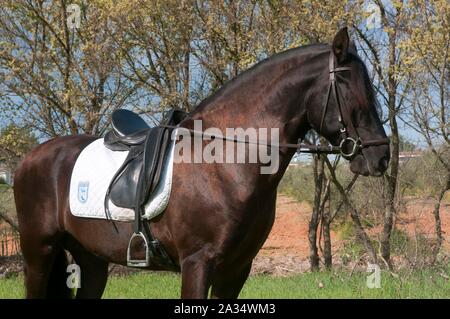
[77, 181, 89, 204]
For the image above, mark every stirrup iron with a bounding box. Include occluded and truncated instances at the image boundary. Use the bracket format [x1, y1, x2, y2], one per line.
[127, 232, 150, 267]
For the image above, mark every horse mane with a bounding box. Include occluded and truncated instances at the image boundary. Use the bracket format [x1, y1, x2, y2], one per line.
[190, 43, 329, 115]
[189, 42, 378, 117]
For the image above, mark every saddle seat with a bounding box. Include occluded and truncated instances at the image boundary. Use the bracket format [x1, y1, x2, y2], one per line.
[104, 110, 150, 149]
[113, 109, 150, 137]
[104, 109, 187, 150]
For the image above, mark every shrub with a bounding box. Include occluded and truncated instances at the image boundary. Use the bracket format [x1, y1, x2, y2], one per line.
[278, 165, 315, 204]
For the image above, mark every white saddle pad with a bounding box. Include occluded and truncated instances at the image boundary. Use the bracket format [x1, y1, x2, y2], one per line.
[69, 133, 176, 221]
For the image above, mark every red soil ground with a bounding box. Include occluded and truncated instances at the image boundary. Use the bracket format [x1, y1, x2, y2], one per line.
[252, 194, 450, 275]
[396, 198, 450, 250]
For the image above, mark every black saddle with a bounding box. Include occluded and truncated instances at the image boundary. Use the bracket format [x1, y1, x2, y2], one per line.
[104, 109, 187, 211]
[103, 108, 187, 269]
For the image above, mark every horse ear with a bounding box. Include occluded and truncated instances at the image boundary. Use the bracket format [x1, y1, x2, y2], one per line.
[332, 27, 350, 63]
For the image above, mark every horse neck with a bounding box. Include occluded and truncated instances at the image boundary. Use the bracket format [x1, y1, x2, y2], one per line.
[189, 49, 328, 182]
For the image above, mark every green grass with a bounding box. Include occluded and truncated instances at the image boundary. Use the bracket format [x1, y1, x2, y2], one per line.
[0, 274, 25, 299]
[1, 266, 449, 299]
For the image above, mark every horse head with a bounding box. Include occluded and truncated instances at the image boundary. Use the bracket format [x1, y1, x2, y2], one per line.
[307, 28, 390, 176]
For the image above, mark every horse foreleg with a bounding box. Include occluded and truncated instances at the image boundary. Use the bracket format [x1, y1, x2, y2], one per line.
[210, 263, 252, 299]
[66, 243, 109, 299]
[180, 251, 214, 299]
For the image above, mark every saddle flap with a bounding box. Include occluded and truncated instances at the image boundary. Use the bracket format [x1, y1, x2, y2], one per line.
[141, 128, 170, 204]
[108, 127, 171, 209]
[108, 151, 143, 208]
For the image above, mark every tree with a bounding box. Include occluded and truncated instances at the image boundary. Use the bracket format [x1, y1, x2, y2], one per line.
[0, 0, 138, 137]
[353, 0, 412, 268]
[400, 0, 449, 258]
[103, 0, 197, 113]
[0, 124, 38, 172]
[0, 185, 17, 231]
[324, 158, 378, 264]
[309, 152, 325, 271]
[0, 124, 35, 229]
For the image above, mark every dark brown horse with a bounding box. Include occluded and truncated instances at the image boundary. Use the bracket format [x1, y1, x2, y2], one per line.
[14, 28, 389, 298]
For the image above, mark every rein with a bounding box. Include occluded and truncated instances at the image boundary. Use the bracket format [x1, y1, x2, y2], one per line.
[160, 123, 342, 154]
[160, 51, 389, 158]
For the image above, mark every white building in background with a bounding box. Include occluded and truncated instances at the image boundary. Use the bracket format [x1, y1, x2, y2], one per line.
[399, 151, 423, 164]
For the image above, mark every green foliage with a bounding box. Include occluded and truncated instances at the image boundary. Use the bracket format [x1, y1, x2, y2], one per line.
[340, 241, 366, 263]
[278, 162, 355, 218]
[279, 150, 448, 226]
[390, 229, 440, 269]
[334, 220, 356, 241]
[0, 184, 16, 226]
[278, 165, 315, 205]
[280, 163, 348, 201]
[0, 124, 37, 171]
[334, 221, 374, 263]
[390, 228, 410, 256]
[0, 184, 10, 190]
[399, 150, 448, 197]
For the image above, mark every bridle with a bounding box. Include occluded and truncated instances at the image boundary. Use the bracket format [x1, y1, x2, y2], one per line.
[317, 51, 389, 158]
[161, 51, 389, 158]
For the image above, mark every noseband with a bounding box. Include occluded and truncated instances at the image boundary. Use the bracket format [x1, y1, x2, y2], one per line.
[317, 52, 389, 158]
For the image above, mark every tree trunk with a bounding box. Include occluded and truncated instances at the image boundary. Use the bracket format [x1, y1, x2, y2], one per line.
[432, 175, 450, 261]
[381, 26, 400, 268]
[182, 45, 191, 111]
[322, 185, 332, 269]
[309, 154, 324, 271]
